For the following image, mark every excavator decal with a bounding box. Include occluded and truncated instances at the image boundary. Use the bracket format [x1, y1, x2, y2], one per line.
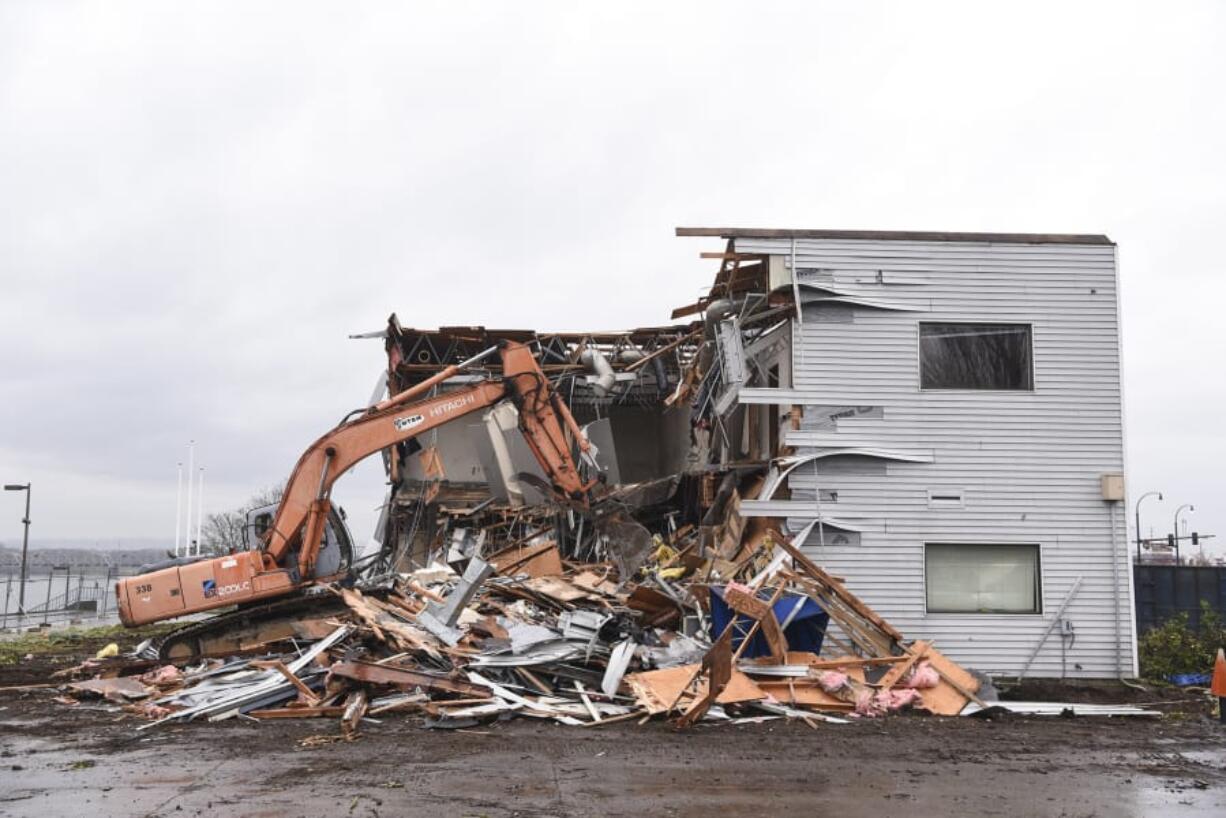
[392, 414, 423, 431]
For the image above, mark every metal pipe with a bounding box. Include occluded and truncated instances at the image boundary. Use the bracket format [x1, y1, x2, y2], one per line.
[1018, 576, 1084, 680]
[580, 349, 616, 398]
[4, 483, 32, 615]
[100, 565, 112, 618]
[1173, 504, 1194, 565]
[373, 346, 499, 412]
[184, 441, 195, 556]
[1109, 500, 1122, 677]
[1134, 490, 1161, 562]
[174, 462, 183, 557]
[195, 467, 205, 556]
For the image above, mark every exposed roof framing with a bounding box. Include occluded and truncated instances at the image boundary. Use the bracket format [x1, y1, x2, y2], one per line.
[384, 314, 701, 401]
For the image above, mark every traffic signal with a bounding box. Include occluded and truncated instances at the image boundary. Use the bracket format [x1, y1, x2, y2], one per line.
[1168, 534, 1175, 547]
[1192, 532, 1199, 546]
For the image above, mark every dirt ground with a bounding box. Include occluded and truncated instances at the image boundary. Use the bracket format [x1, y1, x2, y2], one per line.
[2, 634, 1225, 818]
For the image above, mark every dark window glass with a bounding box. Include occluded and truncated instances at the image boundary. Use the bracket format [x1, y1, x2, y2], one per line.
[920, 323, 1032, 390]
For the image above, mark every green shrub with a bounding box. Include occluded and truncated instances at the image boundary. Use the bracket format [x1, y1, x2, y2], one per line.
[1138, 601, 1226, 680]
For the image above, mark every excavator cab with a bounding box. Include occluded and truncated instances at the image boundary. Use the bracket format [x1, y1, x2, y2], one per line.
[245, 502, 355, 581]
[116, 503, 357, 629]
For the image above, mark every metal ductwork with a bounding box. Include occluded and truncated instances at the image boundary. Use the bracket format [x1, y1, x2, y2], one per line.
[580, 349, 617, 398]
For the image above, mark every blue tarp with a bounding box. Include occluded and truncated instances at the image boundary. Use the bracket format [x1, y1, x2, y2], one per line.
[1169, 672, 1212, 687]
[708, 586, 829, 658]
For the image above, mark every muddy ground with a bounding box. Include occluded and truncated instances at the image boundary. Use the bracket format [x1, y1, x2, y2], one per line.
[1, 634, 1224, 818]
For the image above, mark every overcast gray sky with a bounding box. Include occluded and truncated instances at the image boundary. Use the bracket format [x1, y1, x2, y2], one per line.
[1, 2, 1222, 556]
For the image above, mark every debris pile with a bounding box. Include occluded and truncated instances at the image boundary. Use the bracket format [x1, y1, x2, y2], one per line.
[48, 469, 996, 734]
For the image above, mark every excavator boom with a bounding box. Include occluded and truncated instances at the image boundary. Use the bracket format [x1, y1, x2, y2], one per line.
[115, 341, 595, 627]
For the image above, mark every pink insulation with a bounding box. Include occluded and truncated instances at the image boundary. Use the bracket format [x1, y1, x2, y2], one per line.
[816, 671, 850, 693]
[853, 687, 923, 717]
[901, 660, 940, 690]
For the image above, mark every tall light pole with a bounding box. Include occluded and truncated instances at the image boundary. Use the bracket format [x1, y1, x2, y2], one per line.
[174, 462, 183, 556]
[1174, 504, 1194, 565]
[1135, 490, 1162, 563]
[195, 467, 205, 556]
[184, 440, 195, 555]
[4, 484, 31, 615]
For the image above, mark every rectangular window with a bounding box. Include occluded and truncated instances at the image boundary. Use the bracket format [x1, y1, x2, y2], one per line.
[925, 543, 1041, 614]
[920, 323, 1033, 390]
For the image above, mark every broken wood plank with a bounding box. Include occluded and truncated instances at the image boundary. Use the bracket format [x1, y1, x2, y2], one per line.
[676, 629, 734, 728]
[573, 680, 602, 723]
[773, 539, 905, 642]
[329, 660, 488, 697]
[249, 706, 345, 720]
[250, 659, 320, 705]
[341, 689, 368, 739]
[874, 642, 927, 693]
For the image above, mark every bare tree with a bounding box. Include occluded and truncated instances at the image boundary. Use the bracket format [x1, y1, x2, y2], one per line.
[200, 483, 286, 555]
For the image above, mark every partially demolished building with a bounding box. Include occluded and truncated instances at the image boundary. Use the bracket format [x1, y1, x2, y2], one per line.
[378, 227, 1133, 680]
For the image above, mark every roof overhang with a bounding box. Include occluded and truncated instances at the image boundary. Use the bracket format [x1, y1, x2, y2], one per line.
[676, 227, 1114, 246]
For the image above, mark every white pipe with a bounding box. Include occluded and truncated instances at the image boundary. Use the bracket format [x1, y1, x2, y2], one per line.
[195, 467, 205, 556]
[184, 440, 194, 555]
[580, 349, 616, 398]
[1109, 500, 1122, 678]
[174, 462, 183, 557]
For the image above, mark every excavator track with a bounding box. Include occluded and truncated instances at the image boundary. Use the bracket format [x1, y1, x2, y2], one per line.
[155, 592, 351, 664]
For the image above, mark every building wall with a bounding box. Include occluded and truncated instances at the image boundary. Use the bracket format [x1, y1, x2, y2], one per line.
[733, 236, 1133, 678]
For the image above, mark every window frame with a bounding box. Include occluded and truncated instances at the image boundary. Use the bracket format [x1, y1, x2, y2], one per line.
[923, 541, 1044, 616]
[916, 321, 1036, 392]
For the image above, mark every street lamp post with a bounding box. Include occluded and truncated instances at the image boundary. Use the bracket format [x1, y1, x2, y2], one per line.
[1135, 490, 1162, 563]
[4, 483, 31, 616]
[1174, 504, 1194, 566]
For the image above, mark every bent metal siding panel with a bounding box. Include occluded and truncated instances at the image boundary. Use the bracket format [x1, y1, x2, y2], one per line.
[735, 237, 1132, 678]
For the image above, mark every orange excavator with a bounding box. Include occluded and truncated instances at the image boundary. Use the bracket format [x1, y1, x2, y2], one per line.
[116, 341, 601, 656]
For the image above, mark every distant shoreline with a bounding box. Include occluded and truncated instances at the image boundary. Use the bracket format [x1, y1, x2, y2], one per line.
[0, 545, 169, 570]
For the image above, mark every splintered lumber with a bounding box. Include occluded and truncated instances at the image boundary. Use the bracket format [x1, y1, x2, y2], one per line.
[728, 582, 788, 663]
[676, 629, 733, 728]
[487, 540, 564, 578]
[757, 679, 854, 711]
[573, 680, 602, 723]
[919, 646, 984, 714]
[341, 689, 368, 739]
[250, 659, 320, 705]
[66, 676, 153, 701]
[522, 575, 595, 604]
[722, 583, 788, 663]
[250, 706, 345, 720]
[340, 588, 441, 658]
[626, 665, 701, 714]
[773, 537, 905, 643]
[329, 660, 488, 698]
[875, 642, 928, 693]
[806, 655, 910, 669]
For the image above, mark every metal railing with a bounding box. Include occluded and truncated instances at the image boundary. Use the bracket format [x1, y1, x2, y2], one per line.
[1, 567, 127, 629]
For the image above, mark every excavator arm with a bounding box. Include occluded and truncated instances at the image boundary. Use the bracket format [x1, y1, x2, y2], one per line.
[115, 340, 598, 627]
[268, 340, 597, 579]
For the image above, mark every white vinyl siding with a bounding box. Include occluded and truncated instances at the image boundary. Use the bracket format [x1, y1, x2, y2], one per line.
[732, 236, 1132, 678]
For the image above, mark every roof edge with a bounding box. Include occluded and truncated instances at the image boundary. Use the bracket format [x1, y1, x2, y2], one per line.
[675, 227, 1114, 246]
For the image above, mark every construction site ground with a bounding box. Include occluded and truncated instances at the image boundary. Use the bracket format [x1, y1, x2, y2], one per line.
[2, 632, 1224, 818]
